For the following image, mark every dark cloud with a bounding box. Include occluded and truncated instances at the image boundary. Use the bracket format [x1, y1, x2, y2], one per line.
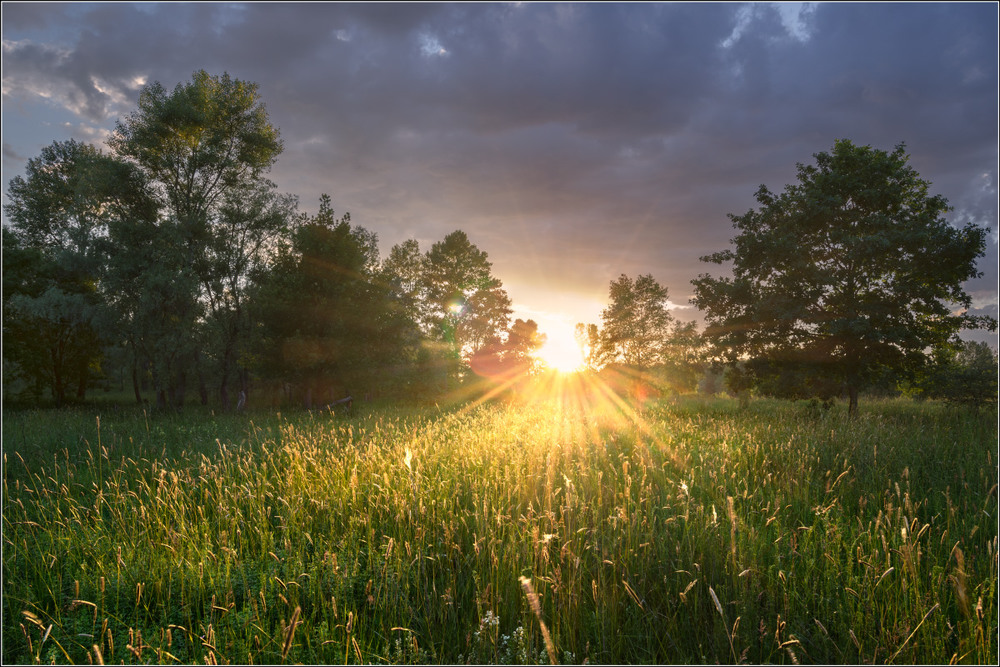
[2, 2, 996, 337]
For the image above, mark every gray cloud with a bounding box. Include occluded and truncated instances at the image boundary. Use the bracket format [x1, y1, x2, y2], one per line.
[2, 2, 996, 336]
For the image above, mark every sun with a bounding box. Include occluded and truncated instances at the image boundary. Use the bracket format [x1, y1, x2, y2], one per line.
[534, 322, 586, 373]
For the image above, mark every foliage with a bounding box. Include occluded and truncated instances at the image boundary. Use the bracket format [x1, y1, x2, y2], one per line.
[200, 180, 296, 408]
[693, 139, 995, 415]
[917, 340, 998, 410]
[576, 275, 703, 395]
[658, 319, 704, 393]
[252, 196, 380, 406]
[2, 141, 135, 404]
[598, 273, 675, 369]
[574, 322, 607, 371]
[469, 318, 547, 382]
[106, 70, 286, 408]
[420, 231, 513, 385]
[108, 70, 282, 230]
[505, 318, 547, 366]
[5, 71, 531, 409]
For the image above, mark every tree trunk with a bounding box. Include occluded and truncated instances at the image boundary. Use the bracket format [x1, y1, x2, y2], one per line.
[848, 385, 859, 418]
[76, 366, 88, 400]
[197, 353, 209, 406]
[51, 345, 65, 407]
[173, 371, 186, 409]
[132, 361, 143, 405]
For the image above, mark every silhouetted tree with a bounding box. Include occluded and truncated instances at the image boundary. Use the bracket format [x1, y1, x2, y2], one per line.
[918, 340, 998, 411]
[108, 70, 284, 407]
[3, 141, 135, 403]
[693, 139, 995, 416]
[598, 274, 675, 370]
[420, 231, 512, 387]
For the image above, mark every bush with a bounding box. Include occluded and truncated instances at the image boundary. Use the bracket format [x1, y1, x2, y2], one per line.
[919, 340, 998, 410]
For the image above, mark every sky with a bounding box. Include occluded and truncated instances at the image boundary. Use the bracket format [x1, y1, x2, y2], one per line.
[2, 1, 998, 353]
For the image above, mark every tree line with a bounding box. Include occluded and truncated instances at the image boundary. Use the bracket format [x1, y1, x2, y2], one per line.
[2, 72, 531, 409]
[3, 71, 996, 413]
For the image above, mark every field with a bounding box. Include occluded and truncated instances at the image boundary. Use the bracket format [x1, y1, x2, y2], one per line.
[2, 389, 996, 665]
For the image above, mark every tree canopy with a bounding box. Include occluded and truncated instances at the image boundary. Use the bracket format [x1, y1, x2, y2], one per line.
[597, 273, 676, 370]
[692, 139, 995, 415]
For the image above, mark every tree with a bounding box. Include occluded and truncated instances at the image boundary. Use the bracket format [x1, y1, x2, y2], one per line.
[253, 196, 407, 406]
[420, 231, 512, 386]
[692, 139, 995, 415]
[659, 319, 704, 393]
[104, 217, 202, 406]
[381, 239, 425, 326]
[3, 140, 131, 404]
[598, 274, 675, 369]
[506, 318, 546, 366]
[201, 180, 296, 409]
[108, 70, 282, 239]
[107, 70, 285, 407]
[575, 322, 609, 370]
[378, 239, 434, 395]
[469, 318, 546, 381]
[918, 340, 998, 411]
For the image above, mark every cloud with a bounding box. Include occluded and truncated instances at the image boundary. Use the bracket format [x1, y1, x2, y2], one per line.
[2, 2, 996, 329]
[2, 36, 148, 122]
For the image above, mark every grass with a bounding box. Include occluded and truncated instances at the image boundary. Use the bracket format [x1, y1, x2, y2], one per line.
[2, 391, 996, 664]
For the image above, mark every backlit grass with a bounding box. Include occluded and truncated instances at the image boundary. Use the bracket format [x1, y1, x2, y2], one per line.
[2, 393, 996, 664]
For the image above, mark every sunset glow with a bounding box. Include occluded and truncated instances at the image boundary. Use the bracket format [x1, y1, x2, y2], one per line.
[534, 319, 585, 373]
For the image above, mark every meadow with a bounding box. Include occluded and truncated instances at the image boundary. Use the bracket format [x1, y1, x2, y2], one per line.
[2, 389, 996, 665]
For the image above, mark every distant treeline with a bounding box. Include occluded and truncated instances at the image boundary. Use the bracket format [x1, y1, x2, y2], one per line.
[3, 72, 995, 413]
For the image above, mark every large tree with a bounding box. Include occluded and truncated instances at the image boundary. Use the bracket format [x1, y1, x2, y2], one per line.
[598, 274, 676, 369]
[107, 70, 285, 407]
[692, 139, 994, 415]
[108, 70, 282, 238]
[420, 231, 513, 385]
[201, 181, 296, 409]
[3, 140, 140, 404]
[253, 196, 410, 406]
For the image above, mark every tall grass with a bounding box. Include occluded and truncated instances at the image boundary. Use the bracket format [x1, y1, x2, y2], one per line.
[2, 395, 996, 664]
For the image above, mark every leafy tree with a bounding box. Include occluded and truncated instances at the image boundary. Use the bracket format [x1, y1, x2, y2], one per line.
[107, 70, 285, 407]
[108, 70, 282, 239]
[659, 319, 704, 393]
[469, 318, 546, 381]
[378, 239, 436, 395]
[506, 318, 546, 366]
[420, 231, 512, 385]
[253, 196, 403, 406]
[3, 140, 127, 403]
[201, 181, 296, 409]
[918, 340, 998, 410]
[597, 274, 675, 369]
[575, 322, 610, 370]
[692, 139, 995, 415]
[381, 239, 425, 325]
[4, 287, 104, 404]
